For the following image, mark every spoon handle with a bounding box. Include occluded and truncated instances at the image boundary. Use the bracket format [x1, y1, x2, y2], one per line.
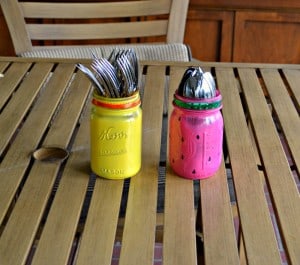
[76, 63, 106, 96]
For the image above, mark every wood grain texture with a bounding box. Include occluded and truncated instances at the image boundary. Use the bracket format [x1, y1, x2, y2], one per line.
[283, 69, 300, 111]
[20, 0, 171, 18]
[200, 160, 240, 265]
[241, 68, 300, 264]
[163, 66, 197, 265]
[27, 21, 169, 40]
[0, 63, 52, 154]
[1, 0, 188, 54]
[216, 67, 282, 265]
[75, 178, 124, 265]
[0, 64, 86, 265]
[0, 59, 299, 265]
[30, 75, 92, 265]
[233, 11, 300, 63]
[0, 62, 31, 110]
[118, 66, 165, 265]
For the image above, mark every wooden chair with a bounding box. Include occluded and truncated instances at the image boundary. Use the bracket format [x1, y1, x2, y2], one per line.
[1, 0, 191, 61]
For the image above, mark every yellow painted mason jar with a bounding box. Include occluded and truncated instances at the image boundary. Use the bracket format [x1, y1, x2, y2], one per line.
[90, 91, 142, 179]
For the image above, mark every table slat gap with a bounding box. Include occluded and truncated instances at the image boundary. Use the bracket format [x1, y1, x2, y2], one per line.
[282, 69, 300, 111]
[29, 75, 92, 265]
[163, 66, 197, 265]
[0, 59, 298, 265]
[0, 62, 32, 111]
[200, 159, 240, 265]
[0, 64, 86, 265]
[118, 65, 165, 265]
[239, 68, 300, 264]
[0, 61, 9, 72]
[216, 67, 282, 265]
[0, 62, 53, 155]
[261, 68, 300, 176]
[75, 178, 124, 265]
[0, 64, 76, 226]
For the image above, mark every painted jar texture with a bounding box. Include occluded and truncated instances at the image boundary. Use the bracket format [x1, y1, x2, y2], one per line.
[169, 91, 223, 179]
[90, 91, 142, 179]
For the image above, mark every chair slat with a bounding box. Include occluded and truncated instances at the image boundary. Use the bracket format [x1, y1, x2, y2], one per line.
[0, 0, 33, 53]
[21, 0, 171, 19]
[2, 0, 189, 55]
[27, 21, 169, 40]
[167, 0, 190, 43]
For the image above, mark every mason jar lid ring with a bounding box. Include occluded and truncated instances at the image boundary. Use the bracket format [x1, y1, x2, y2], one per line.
[173, 98, 222, 110]
[92, 98, 141, 109]
[92, 90, 141, 109]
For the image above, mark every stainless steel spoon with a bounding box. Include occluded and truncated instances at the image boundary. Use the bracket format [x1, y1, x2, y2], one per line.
[76, 63, 106, 96]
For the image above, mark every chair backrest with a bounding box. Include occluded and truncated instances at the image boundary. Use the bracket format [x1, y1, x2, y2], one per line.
[1, 0, 190, 55]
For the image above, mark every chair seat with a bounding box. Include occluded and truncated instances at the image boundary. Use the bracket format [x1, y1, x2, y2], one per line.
[20, 43, 191, 61]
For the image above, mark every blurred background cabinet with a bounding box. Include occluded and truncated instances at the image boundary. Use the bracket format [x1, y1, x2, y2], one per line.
[186, 0, 300, 63]
[1, 0, 300, 63]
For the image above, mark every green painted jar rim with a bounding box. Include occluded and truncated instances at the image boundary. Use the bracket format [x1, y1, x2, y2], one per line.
[173, 98, 222, 110]
[173, 90, 222, 110]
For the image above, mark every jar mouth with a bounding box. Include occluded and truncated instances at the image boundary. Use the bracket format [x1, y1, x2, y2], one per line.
[92, 90, 141, 109]
[173, 90, 222, 110]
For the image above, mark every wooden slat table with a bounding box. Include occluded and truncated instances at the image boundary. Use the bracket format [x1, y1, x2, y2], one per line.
[0, 57, 299, 265]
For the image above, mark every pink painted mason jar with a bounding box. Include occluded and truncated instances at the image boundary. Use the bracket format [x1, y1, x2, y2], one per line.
[168, 90, 223, 179]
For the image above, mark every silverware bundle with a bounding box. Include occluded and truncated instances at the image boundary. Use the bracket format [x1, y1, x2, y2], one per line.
[178, 67, 216, 99]
[76, 49, 139, 97]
